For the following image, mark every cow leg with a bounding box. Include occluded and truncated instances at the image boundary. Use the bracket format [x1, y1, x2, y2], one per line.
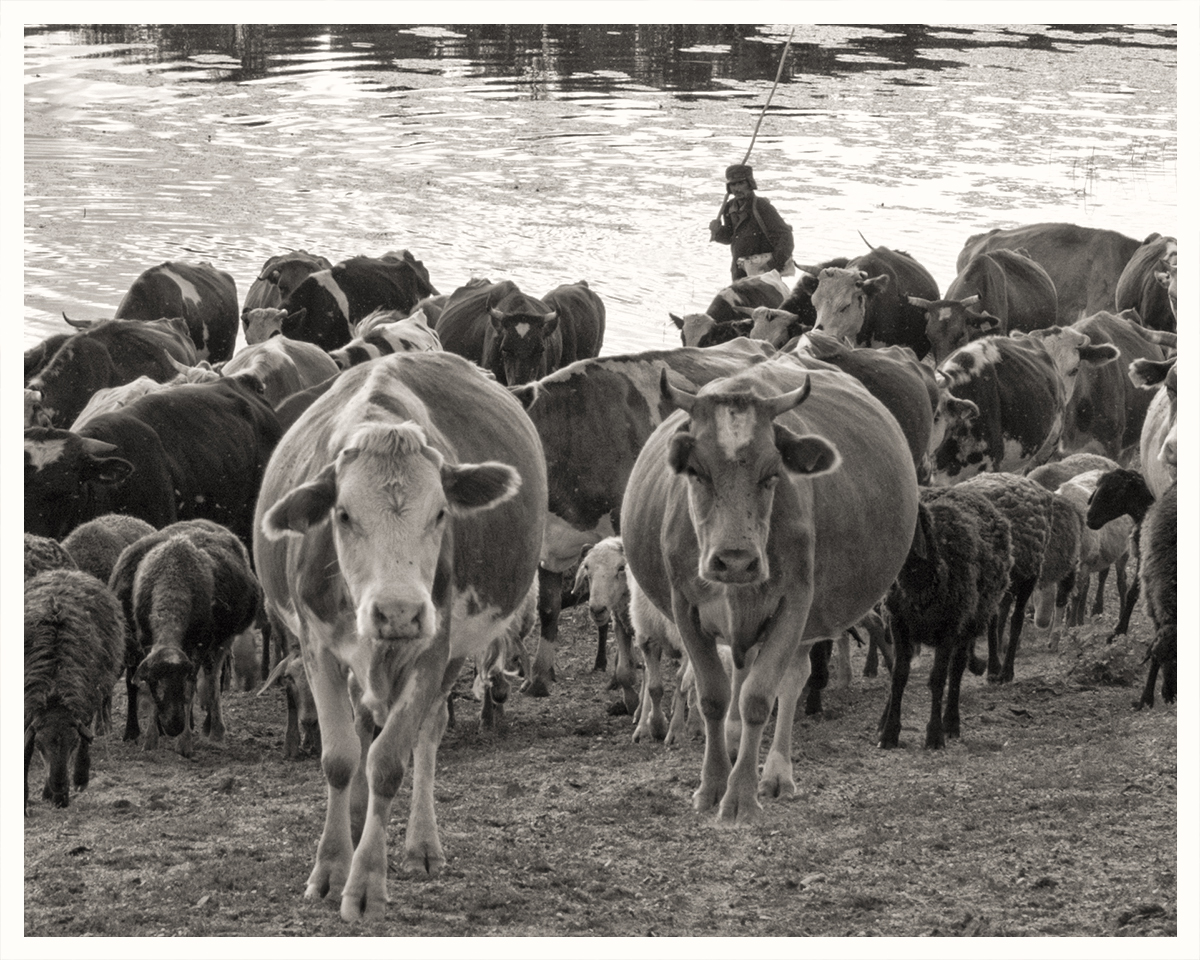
[759, 644, 812, 800]
[803, 639, 831, 715]
[878, 619, 913, 749]
[999, 578, 1037, 684]
[525, 567, 561, 697]
[924, 643, 952, 750]
[942, 638, 970, 741]
[725, 661, 747, 763]
[340, 644, 453, 922]
[674, 599, 731, 814]
[722, 595, 813, 825]
[833, 633, 852, 689]
[593, 622, 608, 673]
[304, 644, 359, 905]
[664, 655, 689, 746]
[633, 635, 667, 743]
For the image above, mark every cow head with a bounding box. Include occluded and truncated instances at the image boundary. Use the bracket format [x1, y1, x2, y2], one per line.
[669, 311, 718, 348]
[487, 307, 559, 386]
[279, 271, 353, 351]
[1019, 326, 1119, 404]
[263, 422, 520, 646]
[24, 429, 134, 539]
[908, 295, 1002, 365]
[743, 306, 804, 348]
[659, 369, 840, 585]
[243, 307, 288, 344]
[810, 267, 889, 345]
[1154, 257, 1178, 321]
[926, 374, 981, 485]
[134, 646, 196, 739]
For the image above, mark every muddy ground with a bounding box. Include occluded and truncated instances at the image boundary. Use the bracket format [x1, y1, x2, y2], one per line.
[24, 593, 1176, 938]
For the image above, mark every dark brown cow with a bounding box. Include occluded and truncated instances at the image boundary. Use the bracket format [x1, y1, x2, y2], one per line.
[241, 250, 334, 320]
[956, 222, 1143, 323]
[112, 261, 240, 362]
[1115, 234, 1176, 332]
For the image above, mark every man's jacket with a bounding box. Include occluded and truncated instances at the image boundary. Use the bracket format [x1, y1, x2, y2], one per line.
[710, 195, 794, 280]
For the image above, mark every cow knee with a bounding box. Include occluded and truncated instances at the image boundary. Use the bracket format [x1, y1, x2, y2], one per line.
[698, 695, 728, 721]
[323, 753, 357, 791]
[741, 692, 772, 727]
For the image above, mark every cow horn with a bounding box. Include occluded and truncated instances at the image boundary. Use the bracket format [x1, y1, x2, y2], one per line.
[543, 311, 558, 323]
[61, 312, 93, 329]
[659, 368, 697, 413]
[762, 375, 812, 419]
[78, 437, 121, 457]
[168, 356, 193, 374]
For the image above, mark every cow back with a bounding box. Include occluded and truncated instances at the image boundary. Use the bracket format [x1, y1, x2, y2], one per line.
[221, 337, 340, 407]
[541, 281, 606, 368]
[242, 251, 333, 315]
[115, 262, 239, 363]
[948, 249, 1059, 333]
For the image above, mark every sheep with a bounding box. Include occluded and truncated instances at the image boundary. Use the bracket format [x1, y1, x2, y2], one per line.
[1030, 493, 1083, 648]
[571, 536, 638, 714]
[24, 569, 124, 808]
[879, 486, 1013, 749]
[956, 472, 1053, 684]
[60, 513, 156, 585]
[24, 534, 77, 580]
[1086, 467, 1158, 641]
[1134, 481, 1176, 710]
[109, 519, 260, 756]
[1055, 470, 1132, 628]
[1029, 453, 1122, 617]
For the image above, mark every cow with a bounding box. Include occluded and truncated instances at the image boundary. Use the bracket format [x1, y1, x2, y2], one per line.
[1059, 311, 1173, 464]
[437, 279, 605, 385]
[908, 248, 1059, 364]
[1130, 357, 1177, 498]
[745, 306, 808, 348]
[241, 250, 334, 320]
[328, 309, 442, 370]
[956, 222, 1143, 322]
[508, 339, 776, 698]
[253, 351, 547, 921]
[107, 261, 240, 363]
[621, 357, 918, 821]
[277, 251, 438, 352]
[24, 319, 199, 429]
[25, 377, 281, 545]
[797, 245, 939, 358]
[930, 330, 1118, 485]
[218, 336, 340, 408]
[1115, 234, 1177, 332]
[109, 520, 260, 755]
[669, 274, 789, 346]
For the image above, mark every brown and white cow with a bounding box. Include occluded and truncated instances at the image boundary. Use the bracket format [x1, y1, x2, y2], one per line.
[1130, 357, 1177, 498]
[669, 274, 789, 346]
[254, 352, 546, 922]
[509, 339, 776, 698]
[621, 357, 918, 822]
[218, 336, 340, 408]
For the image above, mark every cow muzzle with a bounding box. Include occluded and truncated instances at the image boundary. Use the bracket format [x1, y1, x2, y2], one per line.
[702, 547, 767, 585]
[359, 592, 436, 643]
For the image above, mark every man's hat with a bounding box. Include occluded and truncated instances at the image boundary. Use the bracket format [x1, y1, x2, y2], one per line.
[725, 163, 757, 189]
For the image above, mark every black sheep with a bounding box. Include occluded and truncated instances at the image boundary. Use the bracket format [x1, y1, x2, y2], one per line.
[24, 569, 124, 808]
[109, 519, 260, 755]
[879, 487, 1013, 749]
[23, 533, 77, 581]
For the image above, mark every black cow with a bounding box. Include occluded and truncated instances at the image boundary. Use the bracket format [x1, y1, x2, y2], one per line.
[279, 251, 437, 351]
[241, 250, 334, 320]
[108, 261, 240, 363]
[24, 378, 281, 546]
[24, 319, 198, 429]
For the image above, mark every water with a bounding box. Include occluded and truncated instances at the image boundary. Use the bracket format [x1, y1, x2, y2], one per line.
[23, 23, 1177, 354]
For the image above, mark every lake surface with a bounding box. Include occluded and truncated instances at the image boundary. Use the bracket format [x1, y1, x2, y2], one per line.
[23, 23, 1178, 354]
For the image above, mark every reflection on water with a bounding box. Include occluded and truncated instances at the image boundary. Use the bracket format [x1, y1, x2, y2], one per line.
[24, 23, 1176, 353]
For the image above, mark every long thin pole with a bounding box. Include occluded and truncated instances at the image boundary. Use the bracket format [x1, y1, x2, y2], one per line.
[742, 27, 796, 165]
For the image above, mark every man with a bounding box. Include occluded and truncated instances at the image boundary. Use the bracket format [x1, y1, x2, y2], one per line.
[709, 163, 795, 282]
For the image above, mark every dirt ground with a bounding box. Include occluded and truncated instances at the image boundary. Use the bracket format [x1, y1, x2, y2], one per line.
[24, 592, 1177, 938]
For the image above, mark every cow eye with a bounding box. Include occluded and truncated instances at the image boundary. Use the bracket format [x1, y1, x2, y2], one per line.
[335, 507, 351, 526]
[435, 508, 447, 524]
[686, 465, 710, 484]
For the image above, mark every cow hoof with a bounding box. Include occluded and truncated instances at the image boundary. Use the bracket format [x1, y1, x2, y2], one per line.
[401, 846, 446, 878]
[692, 782, 723, 813]
[340, 884, 386, 922]
[305, 862, 348, 901]
[718, 791, 762, 825]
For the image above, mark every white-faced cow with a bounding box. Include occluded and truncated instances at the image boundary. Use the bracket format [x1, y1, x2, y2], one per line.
[241, 250, 334, 321]
[254, 351, 546, 922]
[930, 329, 1118, 485]
[277, 251, 438, 352]
[1115, 234, 1177, 332]
[798, 245, 939, 358]
[909, 248, 1059, 364]
[104, 261, 240, 362]
[24, 319, 198, 429]
[1130, 357, 1177, 498]
[668, 274, 789, 347]
[508, 339, 776, 698]
[621, 357, 918, 822]
[957, 222, 1144, 323]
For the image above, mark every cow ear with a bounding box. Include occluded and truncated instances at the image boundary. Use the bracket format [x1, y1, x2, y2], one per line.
[774, 424, 842, 476]
[667, 431, 695, 475]
[509, 383, 538, 410]
[441, 461, 520, 515]
[85, 455, 134, 486]
[907, 296, 930, 310]
[946, 396, 980, 422]
[262, 463, 337, 539]
[668, 312, 685, 330]
[861, 274, 890, 296]
[968, 313, 1002, 335]
[488, 309, 505, 333]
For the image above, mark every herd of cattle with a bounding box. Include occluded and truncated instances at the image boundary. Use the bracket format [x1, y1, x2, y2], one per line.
[24, 221, 1178, 922]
